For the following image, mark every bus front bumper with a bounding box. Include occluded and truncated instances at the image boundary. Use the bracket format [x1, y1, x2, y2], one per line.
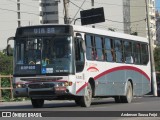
[13, 88, 28, 97]
[27, 83, 71, 99]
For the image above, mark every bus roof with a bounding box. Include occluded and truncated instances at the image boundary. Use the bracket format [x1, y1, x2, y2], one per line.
[17, 24, 148, 43]
[72, 25, 148, 43]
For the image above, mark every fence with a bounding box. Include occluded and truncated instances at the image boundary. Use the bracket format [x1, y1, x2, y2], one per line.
[0, 75, 13, 101]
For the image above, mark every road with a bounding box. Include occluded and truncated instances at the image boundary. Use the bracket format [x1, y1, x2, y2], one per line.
[0, 96, 160, 120]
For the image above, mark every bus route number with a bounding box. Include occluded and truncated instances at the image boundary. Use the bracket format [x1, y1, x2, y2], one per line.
[34, 28, 55, 34]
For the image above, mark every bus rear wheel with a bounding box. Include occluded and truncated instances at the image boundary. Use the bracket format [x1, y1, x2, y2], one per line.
[121, 81, 133, 103]
[79, 83, 92, 107]
[114, 81, 133, 103]
[31, 98, 44, 108]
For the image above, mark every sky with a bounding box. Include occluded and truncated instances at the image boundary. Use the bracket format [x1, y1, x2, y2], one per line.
[156, 0, 160, 11]
[0, 0, 160, 50]
[0, 0, 39, 50]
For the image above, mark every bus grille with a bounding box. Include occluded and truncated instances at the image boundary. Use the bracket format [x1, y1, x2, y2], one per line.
[29, 91, 55, 96]
[28, 83, 54, 89]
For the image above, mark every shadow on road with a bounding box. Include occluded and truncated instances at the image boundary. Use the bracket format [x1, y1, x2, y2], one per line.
[0, 96, 158, 110]
[0, 98, 117, 110]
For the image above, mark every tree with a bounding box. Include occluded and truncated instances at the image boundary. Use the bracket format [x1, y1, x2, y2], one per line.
[0, 51, 13, 75]
[154, 46, 160, 72]
[154, 45, 160, 82]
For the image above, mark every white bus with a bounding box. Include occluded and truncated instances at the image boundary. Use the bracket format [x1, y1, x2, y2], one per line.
[8, 24, 151, 108]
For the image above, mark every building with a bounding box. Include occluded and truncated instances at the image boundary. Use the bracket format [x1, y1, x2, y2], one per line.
[148, 0, 156, 45]
[130, 0, 146, 37]
[39, 0, 128, 33]
[39, 0, 156, 44]
[130, 0, 156, 45]
[39, 0, 59, 24]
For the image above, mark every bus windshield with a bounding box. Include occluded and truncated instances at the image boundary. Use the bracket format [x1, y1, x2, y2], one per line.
[14, 36, 73, 75]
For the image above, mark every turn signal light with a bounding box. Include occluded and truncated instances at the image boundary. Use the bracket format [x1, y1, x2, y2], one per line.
[64, 82, 73, 86]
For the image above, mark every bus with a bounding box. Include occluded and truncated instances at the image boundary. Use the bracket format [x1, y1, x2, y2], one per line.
[7, 24, 151, 108]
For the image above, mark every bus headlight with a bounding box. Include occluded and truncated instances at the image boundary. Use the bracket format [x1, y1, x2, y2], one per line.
[13, 83, 27, 88]
[55, 83, 65, 87]
[55, 82, 72, 87]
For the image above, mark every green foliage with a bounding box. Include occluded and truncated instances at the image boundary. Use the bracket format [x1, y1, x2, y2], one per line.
[154, 46, 160, 72]
[2, 90, 11, 102]
[154, 46, 160, 83]
[1, 78, 10, 87]
[0, 52, 13, 75]
[0, 51, 13, 101]
[0, 51, 29, 102]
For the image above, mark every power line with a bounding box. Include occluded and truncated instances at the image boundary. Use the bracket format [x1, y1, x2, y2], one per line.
[70, 0, 86, 23]
[71, 0, 159, 8]
[0, 7, 39, 16]
[6, 0, 38, 8]
[69, 0, 84, 10]
[105, 18, 146, 23]
[0, 3, 15, 5]
[69, 13, 146, 24]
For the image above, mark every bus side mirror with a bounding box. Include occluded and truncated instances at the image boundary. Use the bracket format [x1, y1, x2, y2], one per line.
[6, 37, 15, 56]
[6, 44, 13, 56]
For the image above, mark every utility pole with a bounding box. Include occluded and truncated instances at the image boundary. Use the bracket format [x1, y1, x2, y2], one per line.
[17, 0, 21, 27]
[145, 0, 157, 96]
[63, 0, 70, 24]
[91, 0, 95, 28]
[91, 0, 94, 7]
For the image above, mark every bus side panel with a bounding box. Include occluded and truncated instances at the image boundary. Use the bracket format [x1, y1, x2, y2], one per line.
[126, 70, 143, 96]
[75, 73, 88, 96]
[95, 70, 126, 96]
[94, 68, 150, 96]
[142, 75, 151, 95]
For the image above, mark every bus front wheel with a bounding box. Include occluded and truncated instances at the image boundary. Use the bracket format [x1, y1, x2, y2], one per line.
[80, 83, 92, 107]
[74, 97, 81, 105]
[31, 98, 44, 108]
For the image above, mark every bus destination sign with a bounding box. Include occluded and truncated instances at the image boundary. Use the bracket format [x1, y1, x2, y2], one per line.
[34, 28, 55, 34]
[16, 26, 70, 37]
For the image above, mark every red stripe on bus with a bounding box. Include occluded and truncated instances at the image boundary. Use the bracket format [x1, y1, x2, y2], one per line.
[76, 82, 88, 94]
[76, 66, 150, 94]
[94, 66, 150, 81]
[87, 67, 99, 71]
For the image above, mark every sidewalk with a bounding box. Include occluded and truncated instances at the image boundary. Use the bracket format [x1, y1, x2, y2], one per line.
[0, 100, 31, 107]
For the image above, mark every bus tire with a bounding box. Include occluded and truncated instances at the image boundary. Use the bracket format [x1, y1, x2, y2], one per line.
[31, 98, 44, 108]
[74, 97, 81, 105]
[80, 83, 92, 107]
[121, 81, 133, 103]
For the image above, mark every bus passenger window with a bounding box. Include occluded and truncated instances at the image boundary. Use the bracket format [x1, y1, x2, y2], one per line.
[86, 48, 93, 60]
[114, 39, 123, 63]
[95, 36, 103, 61]
[124, 41, 133, 64]
[141, 44, 149, 65]
[85, 35, 94, 60]
[133, 43, 141, 64]
[104, 38, 115, 62]
[91, 49, 98, 60]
